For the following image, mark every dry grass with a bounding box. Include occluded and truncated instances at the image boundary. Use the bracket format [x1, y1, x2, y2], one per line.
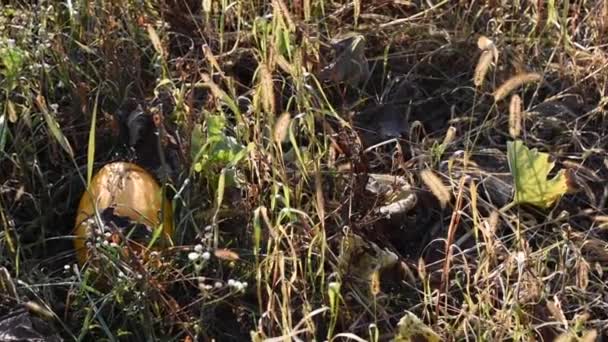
[1, 1, 608, 341]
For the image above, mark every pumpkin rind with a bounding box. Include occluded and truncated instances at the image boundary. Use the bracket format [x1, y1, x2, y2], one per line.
[73, 162, 174, 266]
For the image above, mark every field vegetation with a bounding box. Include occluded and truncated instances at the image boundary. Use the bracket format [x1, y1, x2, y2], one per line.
[1, 1, 608, 341]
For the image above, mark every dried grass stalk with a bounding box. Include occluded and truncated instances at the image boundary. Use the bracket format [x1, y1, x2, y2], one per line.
[203, 44, 222, 74]
[493, 72, 542, 101]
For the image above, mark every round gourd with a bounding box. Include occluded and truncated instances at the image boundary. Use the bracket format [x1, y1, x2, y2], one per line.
[73, 162, 174, 266]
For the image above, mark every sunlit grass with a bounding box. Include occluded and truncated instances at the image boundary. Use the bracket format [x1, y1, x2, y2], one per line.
[1, 1, 607, 340]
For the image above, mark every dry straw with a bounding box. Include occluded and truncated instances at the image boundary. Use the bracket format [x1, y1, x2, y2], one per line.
[508, 94, 522, 138]
[493, 72, 542, 101]
[420, 169, 451, 209]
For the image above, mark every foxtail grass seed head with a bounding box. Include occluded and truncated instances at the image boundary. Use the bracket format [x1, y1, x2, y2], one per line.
[509, 94, 522, 138]
[493, 73, 542, 101]
[488, 210, 499, 235]
[476, 34, 499, 63]
[420, 169, 451, 209]
[259, 64, 275, 114]
[477, 35, 494, 50]
[273, 112, 291, 144]
[442, 126, 457, 146]
[474, 50, 494, 87]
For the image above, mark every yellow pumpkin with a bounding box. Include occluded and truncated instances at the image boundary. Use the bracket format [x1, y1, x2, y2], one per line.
[73, 162, 174, 266]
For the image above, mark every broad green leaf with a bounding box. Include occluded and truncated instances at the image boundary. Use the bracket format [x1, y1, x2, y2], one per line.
[191, 115, 246, 179]
[205, 115, 245, 166]
[207, 115, 225, 138]
[507, 140, 570, 208]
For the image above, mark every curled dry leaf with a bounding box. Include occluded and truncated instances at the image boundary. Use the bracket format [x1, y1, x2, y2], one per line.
[366, 174, 417, 217]
[378, 194, 417, 217]
[214, 248, 240, 261]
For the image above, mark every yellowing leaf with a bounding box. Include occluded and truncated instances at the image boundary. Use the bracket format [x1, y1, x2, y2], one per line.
[507, 140, 570, 208]
[394, 311, 440, 342]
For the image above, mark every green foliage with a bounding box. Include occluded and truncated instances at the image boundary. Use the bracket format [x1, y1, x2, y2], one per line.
[0, 39, 28, 148]
[0, 42, 26, 92]
[190, 114, 249, 187]
[507, 140, 570, 209]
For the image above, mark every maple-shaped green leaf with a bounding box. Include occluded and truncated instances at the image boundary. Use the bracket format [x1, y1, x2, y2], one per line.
[507, 140, 570, 208]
